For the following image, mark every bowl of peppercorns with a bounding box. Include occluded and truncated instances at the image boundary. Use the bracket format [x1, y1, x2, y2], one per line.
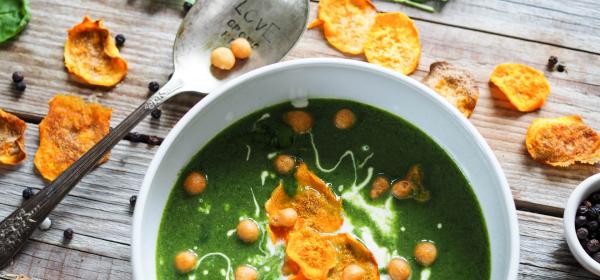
[565, 173, 600, 276]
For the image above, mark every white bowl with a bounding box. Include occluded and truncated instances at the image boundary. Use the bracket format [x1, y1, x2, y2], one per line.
[564, 173, 600, 276]
[132, 58, 519, 279]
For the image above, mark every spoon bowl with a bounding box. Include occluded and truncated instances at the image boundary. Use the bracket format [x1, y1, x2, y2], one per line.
[173, 0, 309, 94]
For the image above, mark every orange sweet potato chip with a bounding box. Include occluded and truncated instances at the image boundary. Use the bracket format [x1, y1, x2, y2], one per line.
[489, 63, 550, 112]
[325, 233, 380, 279]
[266, 163, 343, 239]
[364, 12, 421, 75]
[34, 95, 112, 181]
[422, 61, 479, 118]
[286, 226, 337, 279]
[318, 0, 377, 55]
[64, 16, 128, 87]
[0, 109, 27, 165]
[526, 115, 600, 167]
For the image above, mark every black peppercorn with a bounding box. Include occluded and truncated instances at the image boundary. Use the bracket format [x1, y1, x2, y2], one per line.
[22, 187, 34, 200]
[578, 205, 590, 216]
[556, 64, 566, 73]
[63, 228, 74, 240]
[12, 71, 24, 83]
[576, 215, 588, 228]
[129, 195, 137, 207]
[587, 239, 600, 253]
[593, 252, 600, 263]
[547, 56, 558, 70]
[151, 108, 162, 119]
[589, 207, 600, 219]
[115, 34, 126, 47]
[577, 228, 589, 240]
[589, 221, 600, 232]
[148, 81, 160, 93]
[14, 81, 26, 91]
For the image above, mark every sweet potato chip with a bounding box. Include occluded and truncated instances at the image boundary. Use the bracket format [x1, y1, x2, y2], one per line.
[364, 12, 421, 75]
[286, 226, 337, 279]
[526, 115, 600, 167]
[489, 63, 550, 112]
[34, 95, 112, 181]
[318, 0, 377, 55]
[325, 233, 380, 280]
[266, 163, 343, 239]
[422, 61, 479, 118]
[0, 109, 26, 165]
[64, 16, 128, 87]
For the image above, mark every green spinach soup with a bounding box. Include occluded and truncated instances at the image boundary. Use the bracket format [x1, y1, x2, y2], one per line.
[156, 99, 490, 279]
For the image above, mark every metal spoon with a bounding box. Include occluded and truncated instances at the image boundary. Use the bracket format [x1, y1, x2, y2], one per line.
[0, 0, 308, 266]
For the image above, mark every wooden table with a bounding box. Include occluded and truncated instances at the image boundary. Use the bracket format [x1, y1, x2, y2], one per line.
[0, 0, 599, 279]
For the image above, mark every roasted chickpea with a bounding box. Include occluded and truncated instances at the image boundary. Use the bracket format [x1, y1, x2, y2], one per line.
[414, 241, 437, 267]
[174, 250, 197, 273]
[369, 176, 390, 199]
[391, 180, 414, 200]
[269, 208, 298, 227]
[283, 110, 313, 134]
[342, 264, 366, 280]
[211, 47, 235, 70]
[237, 219, 260, 243]
[183, 171, 207, 195]
[230, 38, 252, 59]
[387, 258, 411, 280]
[334, 109, 356, 129]
[235, 265, 258, 280]
[273, 154, 295, 175]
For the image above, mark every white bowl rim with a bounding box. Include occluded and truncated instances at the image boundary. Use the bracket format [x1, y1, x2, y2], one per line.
[132, 57, 520, 279]
[564, 173, 600, 276]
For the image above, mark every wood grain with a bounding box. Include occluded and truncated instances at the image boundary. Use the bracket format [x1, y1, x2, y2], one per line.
[371, 0, 600, 54]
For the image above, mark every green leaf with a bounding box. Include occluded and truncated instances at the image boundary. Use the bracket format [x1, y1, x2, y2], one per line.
[0, 0, 31, 44]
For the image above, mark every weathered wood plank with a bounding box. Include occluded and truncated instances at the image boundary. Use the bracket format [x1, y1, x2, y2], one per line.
[0, 240, 131, 280]
[0, 124, 155, 259]
[371, 0, 600, 54]
[519, 211, 597, 279]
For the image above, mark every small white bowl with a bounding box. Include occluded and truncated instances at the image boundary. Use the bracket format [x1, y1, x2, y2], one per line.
[564, 173, 600, 276]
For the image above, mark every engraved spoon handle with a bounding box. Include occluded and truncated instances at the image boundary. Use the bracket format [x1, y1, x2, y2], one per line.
[0, 78, 183, 267]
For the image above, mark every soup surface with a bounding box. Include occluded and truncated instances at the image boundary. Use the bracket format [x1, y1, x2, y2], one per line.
[156, 99, 490, 279]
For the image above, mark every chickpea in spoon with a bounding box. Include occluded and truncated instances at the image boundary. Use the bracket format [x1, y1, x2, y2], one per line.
[211, 37, 252, 70]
